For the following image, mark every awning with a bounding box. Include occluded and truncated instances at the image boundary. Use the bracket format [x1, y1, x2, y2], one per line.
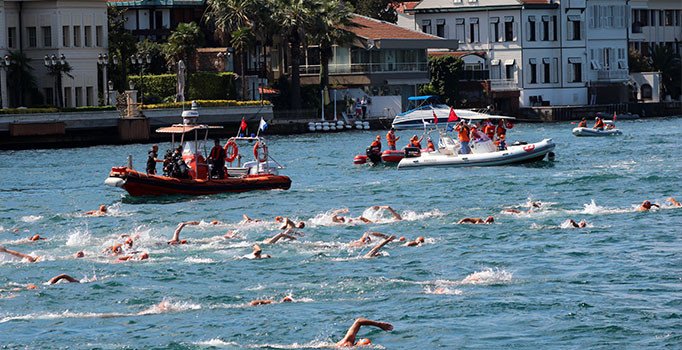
[542, 58, 550, 64]
[528, 16, 536, 22]
[567, 15, 581, 21]
[156, 124, 223, 134]
[385, 78, 430, 85]
[490, 17, 500, 23]
[469, 18, 479, 24]
[455, 18, 465, 24]
[504, 16, 514, 22]
[504, 59, 515, 65]
[529, 58, 537, 64]
[568, 57, 581, 63]
[542, 15, 550, 21]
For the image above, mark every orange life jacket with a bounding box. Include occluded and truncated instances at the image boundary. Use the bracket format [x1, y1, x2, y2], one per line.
[386, 132, 397, 146]
[484, 125, 495, 138]
[594, 119, 604, 129]
[456, 125, 470, 142]
[370, 140, 381, 148]
[578, 120, 587, 127]
[426, 141, 435, 151]
[410, 140, 422, 149]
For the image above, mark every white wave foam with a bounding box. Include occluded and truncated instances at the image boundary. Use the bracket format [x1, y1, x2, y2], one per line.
[460, 268, 513, 285]
[66, 228, 92, 247]
[424, 286, 463, 295]
[400, 209, 444, 221]
[0, 310, 128, 323]
[195, 339, 338, 349]
[184, 257, 215, 264]
[573, 199, 631, 215]
[559, 220, 593, 229]
[137, 298, 201, 315]
[20, 215, 43, 223]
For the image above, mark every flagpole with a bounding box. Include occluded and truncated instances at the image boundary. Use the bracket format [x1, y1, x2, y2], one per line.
[256, 118, 261, 138]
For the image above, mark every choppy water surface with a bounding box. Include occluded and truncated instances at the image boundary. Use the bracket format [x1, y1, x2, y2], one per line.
[1, 118, 681, 349]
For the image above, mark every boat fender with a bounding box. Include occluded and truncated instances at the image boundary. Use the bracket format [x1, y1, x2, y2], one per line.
[224, 141, 239, 162]
[523, 144, 536, 152]
[404, 146, 421, 158]
[253, 141, 269, 162]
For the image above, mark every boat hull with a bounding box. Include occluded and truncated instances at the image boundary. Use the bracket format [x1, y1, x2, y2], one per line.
[381, 150, 404, 163]
[105, 169, 291, 196]
[397, 139, 555, 169]
[572, 127, 622, 136]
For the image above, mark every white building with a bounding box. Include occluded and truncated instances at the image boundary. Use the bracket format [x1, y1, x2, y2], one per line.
[411, 0, 630, 111]
[0, 0, 108, 108]
[630, 1, 682, 56]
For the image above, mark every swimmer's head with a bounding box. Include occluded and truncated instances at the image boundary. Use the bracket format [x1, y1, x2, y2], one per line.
[398, 236, 406, 242]
[99, 205, 107, 212]
[281, 296, 293, 303]
[29, 234, 41, 241]
[74, 251, 85, 258]
[356, 338, 372, 346]
[139, 252, 149, 260]
[375, 135, 381, 140]
[642, 200, 651, 208]
[416, 236, 425, 243]
[211, 220, 220, 225]
[485, 216, 495, 223]
[411, 135, 418, 140]
[112, 244, 123, 254]
[26, 284, 38, 290]
[296, 222, 305, 229]
[275, 216, 284, 222]
[124, 237, 134, 248]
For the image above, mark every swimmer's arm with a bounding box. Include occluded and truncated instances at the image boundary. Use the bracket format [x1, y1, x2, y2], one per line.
[338, 318, 394, 346]
[48, 274, 79, 284]
[382, 206, 402, 220]
[367, 231, 389, 239]
[364, 236, 395, 258]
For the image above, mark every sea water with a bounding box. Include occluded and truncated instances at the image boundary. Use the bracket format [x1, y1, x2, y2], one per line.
[0, 118, 681, 349]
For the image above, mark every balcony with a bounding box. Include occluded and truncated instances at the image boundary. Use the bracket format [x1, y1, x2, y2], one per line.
[299, 62, 428, 75]
[597, 69, 629, 81]
[489, 79, 520, 91]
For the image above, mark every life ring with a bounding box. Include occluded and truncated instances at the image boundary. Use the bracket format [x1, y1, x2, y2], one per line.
[523, 144, 535, 152]
[224, 141, 238, 162]
[253, 141, 268, 162]
[506, 121, 514, 129]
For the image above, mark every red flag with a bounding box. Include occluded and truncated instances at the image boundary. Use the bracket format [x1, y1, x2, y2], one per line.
[613, 111, 617, 122]
[447, 107, 459, 122]
[432, 110, 438, 124]
[239, 118, 247, 131]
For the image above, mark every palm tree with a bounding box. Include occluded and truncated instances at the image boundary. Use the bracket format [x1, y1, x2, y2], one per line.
[650, 44, 681, 99]
[7, 51, 39, 107]
[310, 0, 357, 90]
[45, 60, 74, 108]
[162, 22, 205, 72]
[271, 0, 320, 110]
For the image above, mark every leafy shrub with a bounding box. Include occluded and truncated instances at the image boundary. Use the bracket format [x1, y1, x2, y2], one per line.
[0, 108, 59, 114]
[129, 72, 237, 103]
[142, 99, 270, 110]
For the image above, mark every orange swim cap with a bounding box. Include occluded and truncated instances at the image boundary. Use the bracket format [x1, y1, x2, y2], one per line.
[30, 234, 41, 241]
[27, 284, 38, 290]
[356, 338, 371, 346]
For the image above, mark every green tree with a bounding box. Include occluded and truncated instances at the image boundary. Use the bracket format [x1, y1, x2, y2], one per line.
[348, 0, 397, 23]
[162, 22, 205, 72]
[310, 0, 357, 90]
[650, 44, 681, 99]
[45, 60, 74, 108]
[136, 39, 165, 75]
[628, 48, 652, 73]
[7, 51, 40, 107]
[425, 55, 463, 106]
[107, 6, 137, 91]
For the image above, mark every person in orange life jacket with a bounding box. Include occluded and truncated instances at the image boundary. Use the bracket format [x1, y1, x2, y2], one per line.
[208, 139, 227, 179]
[426, 138, 435, 151]
[368, 135, 382, 154]
[469, 125, 488, 142]
[496, 120, 506, 138]
[483, 122, 495, 140]
[455, 121, 471, 154]
[386, 128, 400, 150]
[408, 135, 423, 149]
[593, 117, 605, 130]
[578, 118, 587, 128]
[497, 134, 507, 150]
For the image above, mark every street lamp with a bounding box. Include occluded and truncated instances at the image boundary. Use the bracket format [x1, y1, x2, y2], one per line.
[130, 53, 151, 104]
[0, 54, 11, 108]
[216, 49, 233, 71]
[97, 53, 109, 105]
[44, 53, 68, 108]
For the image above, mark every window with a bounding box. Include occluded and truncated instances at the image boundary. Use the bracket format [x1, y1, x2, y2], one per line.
[86, 87, 94, 106]
[96, 26, 103, 47]
[552, 58, 559, 82]
[568, 16, 582, 40]
[551, 16, 557, 41]
[640, 9, 649, 26]
[504, 17, 515, 42]
[529, 58, 537, 84]
[27, 27, 37, 47]
[455, 19, 465, 42]
[528, 16, 536, 42]
[64, 87, 72, 108]
[490, 59, 501, 79]
[75, 87, 83, 107]
[504, 60, 515, 80]
[42, 26, 52, 47]
[650, 9, 656, 26]
[8, 27, 16, 48]
[63, 26, 70, 47]
[421, 20, 432, 34]
[542, 16, 550, 41]
[469, 18, 479, 43]
[73, 26, 81, 47]
[603, 48, 611, 68]
[490, 17, 500, 42]
[641, 84, 653, 99]
[436, 19, 446, 38]
[568, 58, 582, 83]
[44, 88, 54, 106]
[664, 10, 674, 26]
[543, 58, 551, 83]
[84, 26, 92, 47]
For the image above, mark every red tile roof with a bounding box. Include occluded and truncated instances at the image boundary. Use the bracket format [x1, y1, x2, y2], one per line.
[395, 1, 420, 14]
[347, 14, 442, 41]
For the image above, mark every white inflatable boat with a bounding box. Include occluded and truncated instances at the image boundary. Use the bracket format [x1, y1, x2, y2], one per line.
[572, 127, 622, 136]
[397, 133, 555, 169]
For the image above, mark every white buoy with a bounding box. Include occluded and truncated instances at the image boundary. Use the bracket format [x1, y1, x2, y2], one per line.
[337, 121, 344, 126]
[356, 125, 363, 129]
[362, 121, 370, 127]
[363, 125, 370, 130]
[315, 125, 322, 131]
[345, 125, 352, 129]
[308, 126, 316, 132]
[323, 126, 330, 131]
[308, 122, 315, 127]
[330, 125, 337, 131]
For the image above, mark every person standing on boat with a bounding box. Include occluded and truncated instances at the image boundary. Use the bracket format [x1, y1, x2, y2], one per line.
[455, 121, 471, 154]
[578, 118, 587, 128]
[483, 122, 495, 140]
[593, 116, 605, 130]
[408, 135, 423, 149]
[369, 135, 382, 153]
[386, 128, 400, 150]
[146, 144, 163, 175]
[496, 120, 507, 138]
[426, 138, 435, 151]
[208, 139, 227, 179]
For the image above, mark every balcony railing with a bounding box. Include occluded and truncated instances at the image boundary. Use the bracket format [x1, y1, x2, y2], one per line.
[299, 62, 428, 75]
[597, 69, 629, 81]
[461, 70, 490, 81]
[489, 79, 519, 91]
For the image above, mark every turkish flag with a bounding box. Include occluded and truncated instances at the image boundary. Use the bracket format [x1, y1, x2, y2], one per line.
[432, 110, 438, 124]
[447, 107, 458, 122]
[239, 118, 247, 131]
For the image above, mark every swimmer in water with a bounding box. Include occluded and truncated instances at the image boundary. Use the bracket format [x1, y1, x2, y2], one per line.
[332, 206, 402, 224]
[364, 235, 395, 258]
[0, 246, 39, 262]
[47, 274, 79, 285]
[242, 214, 262, 223]
[28, 234, 46, 241]
[402, 236, 425, 247]
[103, 243, 124, 255]
[275, 216, 305, 230]
[246, 244, 271, 259]
[336, 317, 394, 347]
[370, 205, 403, 221]
[349, 231, 391, 247]
[458, 216, 495, 224]
[74, 251, 85, 258]
[567, 219, 588, 228]
[636, 200, 660, 212]
[223, 230, 239, 239]
[168, 221, 200, 245]
[262, 229, 300, 244]
[117, 251, 150, 262]
[249, 295, 294, 306]
[666, 197, 681, 207]
[84, 205, 108, 216]
[503, 201, 542, 214]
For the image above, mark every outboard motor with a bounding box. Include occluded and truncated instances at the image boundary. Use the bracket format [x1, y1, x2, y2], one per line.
[404, 147, 421, 158]
[366, 146, 382, 165]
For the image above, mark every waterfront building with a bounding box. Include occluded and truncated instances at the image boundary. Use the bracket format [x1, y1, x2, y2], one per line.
[411, 0, 631, 111]
[0, 0, 108, 108]
[630, 1, 682, 56]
